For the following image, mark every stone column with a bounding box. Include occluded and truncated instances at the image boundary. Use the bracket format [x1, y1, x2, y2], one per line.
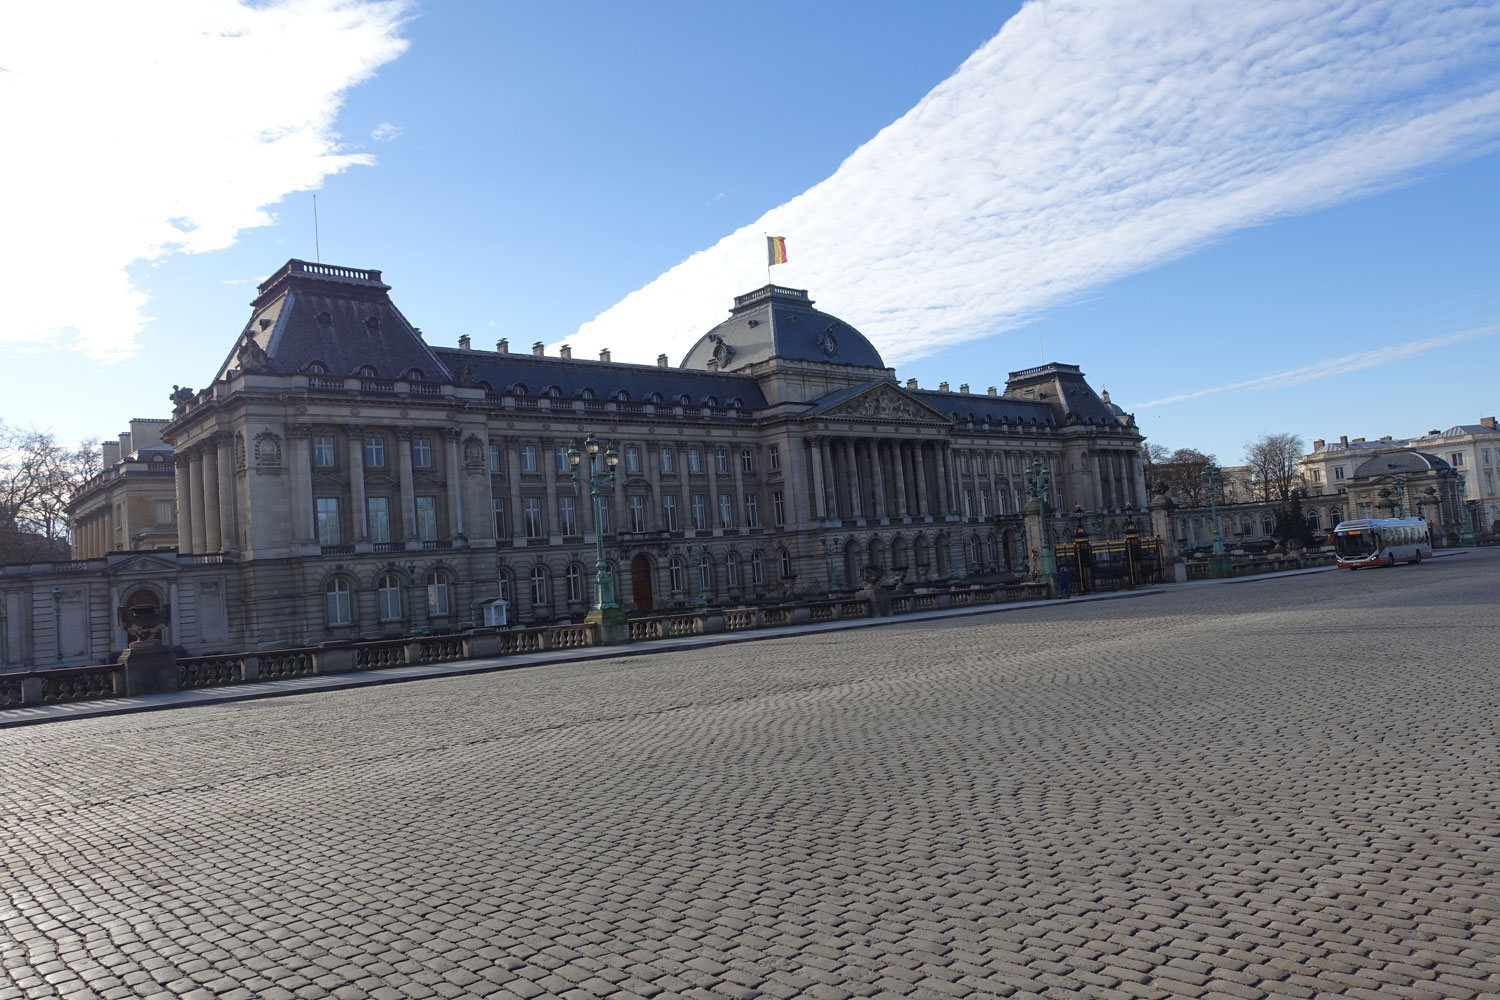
[188, 446, 209, 553]
[843, 439, 862, 519]
[892, 442, 909, 518]
[913, 443, 930, 518]
[397, 430, 417, 542]
[542, 439, 561, 539]
[347, 428, 368, 541]
[288, 425, 316, 545]
[507, 441, 525, 545]
[708, 450, 723, 531]
[870, 441, 887, 521]
[731, 443, 747, 532]
[201, 445, 222, 552]
[215, 433, 237, 551]
[174, 456, 194, 553]
[678, 446, 691, 534]
[444, 428, 464, 538]
[645, 442, 662, 531]
[822, 440, 839, 520]
[808, 438, 827, 520]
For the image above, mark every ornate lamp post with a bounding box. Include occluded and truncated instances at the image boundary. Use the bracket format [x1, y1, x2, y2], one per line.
[1391, 475, 1407, 519]
[1024, 457, 1057, 597]
[568, 435, 628, 642]
[1456, 474, 1477, 547]
[686, 541, 709, 607]
[1200, 464, 1231, 578]
[51, 587, 64, 665]
[821, 533, 841, 591]
[407, 560, 423, 636]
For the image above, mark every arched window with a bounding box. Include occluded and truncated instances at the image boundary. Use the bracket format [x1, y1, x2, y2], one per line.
[751, 551, 765, 586]
[546, 385, 563, 398]
[726, 552, 741, 588]
[357, 365, 379, 378]
[1307, 509, 1321, 530]
[705, 395, 718, 407]
[647, 392, 664, 404]
[614, 390, 630, 402]
[377, 573, 402, 621]
[566, 563, 585, 603]
[730, 397, 744, 409]
[425, 571, 449, 616]
[304, 361, 328, 374]
[1261, 515, 1274, 536]
[402, 368, 425, 381]
[325, 578, 352, 626]
[530, 566, 549, 606]
[677, 394, 692, 405]
[779, 548, 793, 579]
[510, 382, 529, 396]
[580, 388, 595, 400]
[1329, 506, 1342, 525]
[669, 557, 685, 593]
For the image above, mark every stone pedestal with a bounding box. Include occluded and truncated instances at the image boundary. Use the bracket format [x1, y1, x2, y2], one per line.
[312, 641, 356, 675]
[119, 642, 178, 696]
[585, 606, 631, 645]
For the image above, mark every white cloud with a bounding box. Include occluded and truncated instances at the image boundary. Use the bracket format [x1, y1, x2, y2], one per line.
[0, 0, 409, 361]
[1137, 324, 1500, 408]
[572, 0, 1500, 368]
[370, 121, 403, 142]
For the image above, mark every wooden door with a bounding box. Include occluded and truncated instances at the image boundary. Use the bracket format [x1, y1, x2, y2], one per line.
[630, 555, 654, 611]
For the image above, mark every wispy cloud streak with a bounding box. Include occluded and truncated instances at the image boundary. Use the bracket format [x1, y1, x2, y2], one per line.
[0, 0, 410, 361]
[1137, 325, 1500, 408]
[572, 0, 1500, 367]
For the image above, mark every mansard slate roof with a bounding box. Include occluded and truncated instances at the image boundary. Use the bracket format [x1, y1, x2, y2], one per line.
[1351, 451, 1451, 478]
[216, 261, 449, 382]
[1001, 363, 1124, 427]
[429, 349, 767, 408]
[680, 285, 886, 372]
[913, 390, 1056, 425]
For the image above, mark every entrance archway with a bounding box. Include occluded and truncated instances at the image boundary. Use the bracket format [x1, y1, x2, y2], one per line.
[630, 554, 655, 611]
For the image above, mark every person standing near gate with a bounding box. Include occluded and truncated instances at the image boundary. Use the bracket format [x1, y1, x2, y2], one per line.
[1057, 563, 1071, 599]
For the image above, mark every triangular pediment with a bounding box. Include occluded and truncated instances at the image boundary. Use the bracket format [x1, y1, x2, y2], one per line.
[106, 552, 186, 576]
[816, 382, 952, 423]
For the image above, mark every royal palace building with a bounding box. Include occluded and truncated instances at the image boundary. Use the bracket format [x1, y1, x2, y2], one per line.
[11, 259, 1145, 664]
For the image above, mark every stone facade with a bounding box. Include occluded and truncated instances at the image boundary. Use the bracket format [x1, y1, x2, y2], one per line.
[10, 259, 1146, 664]
[68, 419, 178, 558]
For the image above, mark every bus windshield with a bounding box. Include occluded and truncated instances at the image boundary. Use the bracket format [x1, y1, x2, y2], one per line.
[1335, 531, 1376, 558]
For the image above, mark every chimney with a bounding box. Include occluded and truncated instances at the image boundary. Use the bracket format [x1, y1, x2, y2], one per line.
[1379, 435, 1392, 442]
[130, 420, 164, 451]
[906, 378, 918, 389]
[1352, 437, 1365, 443]
[559, 344, 572, 359]
[118, 432, 133, 458]
[1483, 416, 1496, 430]
[1313, 439, 1325, 450]
[987, 387, 997, 396]
[938, 382, 950, 392]
[959, 383, 969, 394]
[496, 338, 509, 354]
[657, 354, 669, 367]
[532, 341, 545, 357]
[101, 441, 121, 467]
[599, 348, 611, 363]
[1339, 435, 1349, 447]
[457, 335, 471, 350]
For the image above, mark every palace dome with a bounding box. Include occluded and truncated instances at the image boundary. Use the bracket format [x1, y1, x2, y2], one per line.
[680, 285, 885, 372]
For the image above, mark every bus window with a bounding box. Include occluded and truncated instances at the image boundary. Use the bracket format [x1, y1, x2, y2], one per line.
[1335, 531, 1375, 558]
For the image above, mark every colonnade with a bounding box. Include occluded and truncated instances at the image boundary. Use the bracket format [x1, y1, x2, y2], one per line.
[174, 432, 239, 555]
[806, 436, 960, 522]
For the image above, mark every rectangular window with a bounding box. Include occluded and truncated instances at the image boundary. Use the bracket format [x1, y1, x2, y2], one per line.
[691, 494, 706, 530]
[595, 501, 610, 534]
[1451, 452, 1464, 467]
[752, 553, 765, 586]
[412, 437, 432, 468]
[768, 445, 780, 472]
[1334, 467, 1346, 480]
[719, 494, 733, 527]
[559, 496, 577, 536]
[740, 448, 754, 473]
[628, 495, 645, 533]
[715, 448, 729, 473]
[960, 454, 970, 475]
[378, 578, 401, 621]
[659, 447, 674, 474]
[688, 448, 702, 474]
[1312, 469, 1322, 483]
[1482, 448, 1491, 465]
[978, 489, 988, 517]
[492, 497, 508, 538]
[364, 436, 385, 467]
[772, 490, 784, 526]
[154, 500, 174, 526]
[663, 495, 678, 531]
[625, 446, 641, 473]
[744, 493, 759, 528]
[415, 496, 438, 541]
[520, 444, 537, 472]
[963, 490, 973, 518]
[316, 497, 340, 545]
[313, 435, 335, 467]
[524, 497, 544, 538]
[488, 443, 502, 473]
[556, 445, 570, 472]
[367, 497, 391, 543]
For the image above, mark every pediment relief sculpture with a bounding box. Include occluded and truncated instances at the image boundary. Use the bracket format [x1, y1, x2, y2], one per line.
[825, 385, 940, 422]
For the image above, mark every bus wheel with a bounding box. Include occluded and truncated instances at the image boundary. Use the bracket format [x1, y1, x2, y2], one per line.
[1388, 552, 1397, 567]
[1412, 550, 1421, 564]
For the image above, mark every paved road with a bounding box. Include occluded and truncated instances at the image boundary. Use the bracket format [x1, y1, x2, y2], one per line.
[2, 552, 1498, 1000]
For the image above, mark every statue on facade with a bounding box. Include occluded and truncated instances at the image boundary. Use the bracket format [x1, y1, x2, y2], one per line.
[170, 385, 195, 408]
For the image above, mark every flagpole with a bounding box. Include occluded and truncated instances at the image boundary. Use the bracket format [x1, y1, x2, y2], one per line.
[765, 231, 771, 286]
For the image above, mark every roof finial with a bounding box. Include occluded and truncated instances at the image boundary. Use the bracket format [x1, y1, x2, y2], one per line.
[1100, 384, 1111, 403]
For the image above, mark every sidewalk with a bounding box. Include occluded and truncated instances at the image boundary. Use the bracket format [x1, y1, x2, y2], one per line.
[1162, 546, 1464, 587]
[0, 589, 1159, 730]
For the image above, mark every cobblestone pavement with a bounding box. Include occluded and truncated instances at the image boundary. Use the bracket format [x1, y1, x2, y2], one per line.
[2, 552, 1498, 1000]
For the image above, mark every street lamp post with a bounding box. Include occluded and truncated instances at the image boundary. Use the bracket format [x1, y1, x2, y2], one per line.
[1456, 474, 1476, 547]
[1200, 464, 1231, 578]
[52, 586, 64, 667]
[821, 534, 841, 591]
[686, 541, 709, 607]
[1392, 475, 1407, 519]
[1024, 458, 1057, 597]
[568, 435, 629, 642]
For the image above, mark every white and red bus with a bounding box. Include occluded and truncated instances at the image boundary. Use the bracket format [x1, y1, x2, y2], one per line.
[1332, 517, 1431, 569]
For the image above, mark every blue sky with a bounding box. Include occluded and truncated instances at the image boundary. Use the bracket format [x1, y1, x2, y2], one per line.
[2, 0, 1497, 467]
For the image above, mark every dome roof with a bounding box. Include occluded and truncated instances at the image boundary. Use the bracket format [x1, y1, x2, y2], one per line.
[680, 285, 885, 372]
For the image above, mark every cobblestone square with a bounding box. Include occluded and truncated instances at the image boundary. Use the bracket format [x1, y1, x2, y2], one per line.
[3, 553, 1498, 999]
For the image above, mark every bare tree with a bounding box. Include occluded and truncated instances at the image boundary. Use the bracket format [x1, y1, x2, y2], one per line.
[1, 422, 98, 563]
[1146, 446, 1218, 506]
[1244, 432, 1305, 502]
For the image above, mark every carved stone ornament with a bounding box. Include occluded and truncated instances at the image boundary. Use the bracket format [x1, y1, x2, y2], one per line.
[170, 385, 195, 408]
[237, 335, 270, 374]
[253, 431, 283, 473]
[455, 361, 477, 386]
[817, 324, 839, 358]
[832, 385, 918, 420]
[463, 434, 485, 469]
[234, 433, 247, 471]
[708, 333, 733, 370]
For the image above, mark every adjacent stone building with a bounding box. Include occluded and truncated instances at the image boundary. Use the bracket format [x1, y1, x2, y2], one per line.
[10, 259, 1145, 665]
